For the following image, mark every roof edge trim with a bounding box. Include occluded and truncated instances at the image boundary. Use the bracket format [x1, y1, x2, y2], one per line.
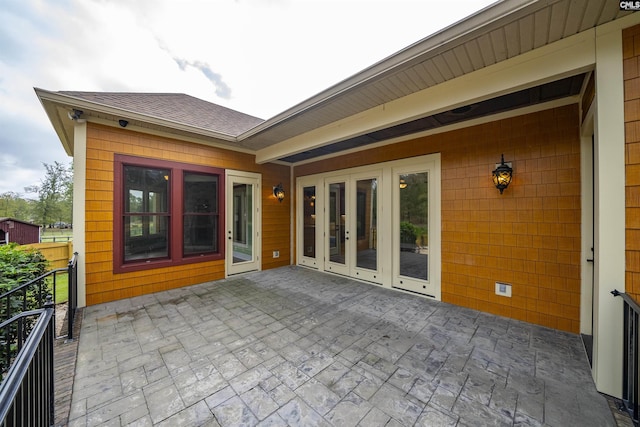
[35, 88, 239, 142]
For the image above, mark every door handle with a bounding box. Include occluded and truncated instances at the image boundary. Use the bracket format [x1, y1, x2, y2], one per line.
[586, 258, 594, 263]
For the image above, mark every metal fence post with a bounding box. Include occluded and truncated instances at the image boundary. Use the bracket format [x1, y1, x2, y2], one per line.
[44, 295, 55, 423]
[67, 253, 78, 340]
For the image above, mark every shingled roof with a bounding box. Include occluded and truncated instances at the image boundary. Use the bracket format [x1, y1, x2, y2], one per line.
[59, 92, 264, 137]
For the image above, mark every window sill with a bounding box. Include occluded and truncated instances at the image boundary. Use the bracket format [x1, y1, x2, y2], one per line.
[114, 253, 224, 274]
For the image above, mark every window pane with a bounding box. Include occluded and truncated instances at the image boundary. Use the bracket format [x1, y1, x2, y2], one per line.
[399, 172, 428, 280]
[184, 215, 218, 255]
[128, 190, 143, 213]
[183, 172, 219, 255]
[124, 215, 168, 261]
[128, 215, 143, 237]
[124, 166, 168, 213]
[184, 173, 218, 213]
[123, 165, 170, 263]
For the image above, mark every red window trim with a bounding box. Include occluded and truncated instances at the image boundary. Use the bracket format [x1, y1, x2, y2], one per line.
[113, 154, 225, 274]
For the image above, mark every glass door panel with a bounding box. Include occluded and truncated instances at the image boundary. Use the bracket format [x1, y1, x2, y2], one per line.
[398, 172, 428, 280]
[355, 178, 377, 271]
[329, 182, 346, 264]
[232, 183, 252, 264]
[326, 180, 350, 275]
[303, 186, 316, 259]
[298, 179, 320, 269]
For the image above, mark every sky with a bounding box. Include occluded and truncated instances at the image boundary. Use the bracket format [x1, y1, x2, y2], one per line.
[0, 0, 496, 197]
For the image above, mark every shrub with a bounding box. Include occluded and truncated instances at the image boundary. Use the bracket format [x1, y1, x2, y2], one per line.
[0, 243, 49, 295]
[400, 221, 418, 244]
[0, 244, 50, 375]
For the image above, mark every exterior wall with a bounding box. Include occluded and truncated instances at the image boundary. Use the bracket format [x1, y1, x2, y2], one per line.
[625, 24, 640, 301]
[295, 104, 581, 333]
[84, 123, 290, 305]
[0, 220, 40, 245]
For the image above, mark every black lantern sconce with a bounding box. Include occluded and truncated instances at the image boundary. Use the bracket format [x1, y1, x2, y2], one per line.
[273, 183, 285, 202]
[492, 154, 513, 194]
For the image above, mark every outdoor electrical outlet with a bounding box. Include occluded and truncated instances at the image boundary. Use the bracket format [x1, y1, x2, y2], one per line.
[495, 282, 512, 297]
[273, 250, 280, 258]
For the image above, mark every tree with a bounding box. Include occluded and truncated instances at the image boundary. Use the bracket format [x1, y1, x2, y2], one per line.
[26, 162, 73, 227]
[0, 192, 34, 220]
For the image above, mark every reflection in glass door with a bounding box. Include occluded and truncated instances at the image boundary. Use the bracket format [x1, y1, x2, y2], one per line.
[399, 172, 428, 280]
[226, 171, 260, 276]
[299, 184, 318, 268]
[326, 182, 349, 270]
[232, 183, 252, 263]
[353, 177, 379, 282]
[395, 170, 434, 295]
[303, 186, 316, 255]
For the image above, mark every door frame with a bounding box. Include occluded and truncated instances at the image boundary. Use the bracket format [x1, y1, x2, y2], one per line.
[225, 170, 261, 276]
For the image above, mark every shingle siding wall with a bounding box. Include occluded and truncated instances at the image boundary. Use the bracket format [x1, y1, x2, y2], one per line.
[295, 104, 582, 333]
[625, 24, 640, 301]
[84, 123, 290, 305]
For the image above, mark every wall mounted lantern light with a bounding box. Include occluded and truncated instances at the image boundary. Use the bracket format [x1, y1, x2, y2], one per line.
[492, 154, 513, 194]
[273, 183, 285, 202]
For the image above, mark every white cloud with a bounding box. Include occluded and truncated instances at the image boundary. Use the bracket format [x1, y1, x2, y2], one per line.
[0, 0, 496, 195]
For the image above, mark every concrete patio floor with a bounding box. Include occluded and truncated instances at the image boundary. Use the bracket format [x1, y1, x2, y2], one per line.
[66, 266, 616, 426]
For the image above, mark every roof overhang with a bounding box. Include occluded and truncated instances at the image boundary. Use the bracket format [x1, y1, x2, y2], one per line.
[34, 89, 247, 157]
[243, 0, 637, 163]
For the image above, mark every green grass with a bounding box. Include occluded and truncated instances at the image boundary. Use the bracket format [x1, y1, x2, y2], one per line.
[46, 273, 68, 304]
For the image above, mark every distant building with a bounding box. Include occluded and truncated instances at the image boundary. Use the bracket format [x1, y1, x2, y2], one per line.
[0, 218, 41, 245]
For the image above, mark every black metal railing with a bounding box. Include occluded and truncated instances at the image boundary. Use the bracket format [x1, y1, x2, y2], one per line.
[0, 302, 55, 426]
[612, 289, 640, 425]
[0, 252, 78, 340]
[66, 252, 78, 340]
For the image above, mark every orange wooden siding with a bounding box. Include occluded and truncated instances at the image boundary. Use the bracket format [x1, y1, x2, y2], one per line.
[625, 24, 640, 301]
[84, 124, 290, 305]
[295, 104, 581, 333]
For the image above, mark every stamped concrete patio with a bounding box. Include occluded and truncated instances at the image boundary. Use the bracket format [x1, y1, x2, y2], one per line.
[66, 266, 615, 426]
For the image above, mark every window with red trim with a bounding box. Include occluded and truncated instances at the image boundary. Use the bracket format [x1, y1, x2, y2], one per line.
[114, 155, 225, 273]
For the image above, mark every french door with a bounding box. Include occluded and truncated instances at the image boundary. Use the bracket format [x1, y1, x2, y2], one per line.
[296, 154, 440, 298]
[225, 171, 261, 276]
[298, 178, 319, 269]
[392, 166, 439, 297]
[324, 173, 381, 283]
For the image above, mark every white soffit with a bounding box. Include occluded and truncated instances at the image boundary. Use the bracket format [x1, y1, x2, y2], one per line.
[255, 27, 596, 164]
